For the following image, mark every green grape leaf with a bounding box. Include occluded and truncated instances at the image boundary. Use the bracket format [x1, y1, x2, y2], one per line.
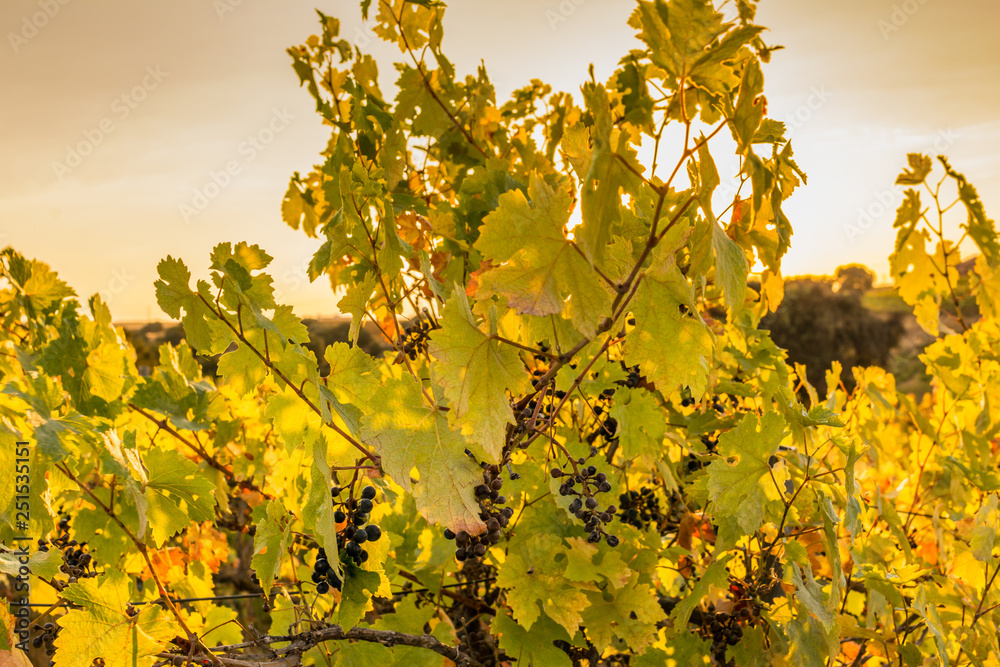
[496, 533, 592, 635]
[562, 537, 633, 590]
[301, 436, 341, 576]
[216, 334, 268, 398]
[474, 175, 612, 339]
[635, 633, 714, 667]
[582, 580, 666, 653]
[264, 385, 320, 453]
[623, 234, 713, 396]
[1, 249, 75, 314]
[609, 386, 667, 462]
[706, 412, 786, 536]
[153, 257, 234, 355]
[323, 342, 380, 409]
[428, 291, 529, 462]
[336, 565, 383, 630]
[0, 548, 61, 581]
[492, 610, 573, 667]
[911, 585, 950, 667]
[359, 374, 486, 535]
[142, 448, 216, 547]
[712, 218, 749, 317]
[251, 499, 293, 599]
[576, 83, 640, 266]
[52, 570, 178, 667]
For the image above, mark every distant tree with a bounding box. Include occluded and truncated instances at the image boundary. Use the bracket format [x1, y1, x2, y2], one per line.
[834, 263, 875, 292]
[761, 277, 903, 393]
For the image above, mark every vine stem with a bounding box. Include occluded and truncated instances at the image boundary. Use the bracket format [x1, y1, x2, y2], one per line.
[155, 622, 487, 667]
[971, 558, 1000, 627]
[54, 462, 220, 665]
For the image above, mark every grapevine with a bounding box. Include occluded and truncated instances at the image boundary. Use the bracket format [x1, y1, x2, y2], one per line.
[1, 1, 999, 666]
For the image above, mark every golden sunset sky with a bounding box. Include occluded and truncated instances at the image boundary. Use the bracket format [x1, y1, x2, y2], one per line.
[2, 0, 998, 321]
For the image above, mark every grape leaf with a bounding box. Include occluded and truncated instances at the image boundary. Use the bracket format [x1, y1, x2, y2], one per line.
[492, 610, 573, 667]
[251, 499, 293, 599]
[623, 236, 713, 396]
[428, 291, 529, 462]
[970, 493, 999, 562]
[706, 412, 786, 536]
[153, 257, 234, 355]
[301, 436, 341, 576]
[338, 273, 377, 346]
[495, 533, 592, 635]
[670, 555, 732, 628]
[323, 342, 380, 409]
[582, 580, 666, 652]
[359, 374, 486, 535]
[142, 448, 216, 547]
[52, 570, 178, 667]
[474, 175, 612, 339]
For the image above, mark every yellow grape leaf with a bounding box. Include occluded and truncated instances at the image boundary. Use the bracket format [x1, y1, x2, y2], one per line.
[970, 493, 999, 562]
[888, 193, 959, 336]
[428, 291, 530, 463]
[360, 374, 486, 535]
[0, 605, 31, 663]
[52, 570, 178, 667]
[474, 174, 612, 339]
[337, 273, 377, 346]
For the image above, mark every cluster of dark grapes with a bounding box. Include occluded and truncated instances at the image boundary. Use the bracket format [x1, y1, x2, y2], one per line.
[310, 547, 342, 595]
[450, 561, 506, 665]
[617, 487, 662, 530]
[706, 605, 750, 653]
[399, 317, 438, 360]
[511, 396, 553, 444]
[585, 388, 618, 446]
[312, 484, 383, 595]
[683, 435, 718, 474]
[38, 515, 97, 584]
[680, 394, 727, 414]
[552, 447, 619, 546]
[444, 466, 513, 561]
[614, 362, 642, 389]
[30, 621, 58, 655]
